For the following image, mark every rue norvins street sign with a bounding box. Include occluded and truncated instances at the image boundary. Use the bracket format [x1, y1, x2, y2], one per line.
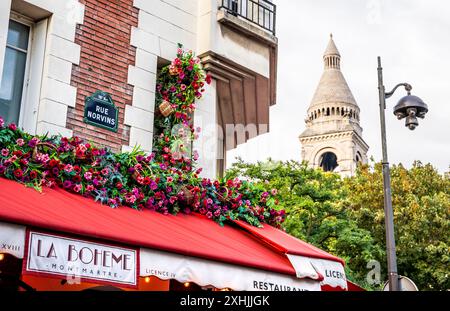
[83, 91, 118, 132]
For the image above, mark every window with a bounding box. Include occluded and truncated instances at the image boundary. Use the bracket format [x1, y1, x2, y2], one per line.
[356, 151, 362, 163]
[0, 19, 31, 125]
[319, 152, 338, 172]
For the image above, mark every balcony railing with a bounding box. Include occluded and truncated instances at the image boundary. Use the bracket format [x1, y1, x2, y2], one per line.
[219, 0, 276, 35]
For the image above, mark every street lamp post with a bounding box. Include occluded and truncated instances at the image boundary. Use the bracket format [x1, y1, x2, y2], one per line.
[376, 56, 428, 291]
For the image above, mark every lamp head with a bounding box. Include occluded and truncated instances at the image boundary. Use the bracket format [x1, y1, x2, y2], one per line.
[393, 95, 428, 130]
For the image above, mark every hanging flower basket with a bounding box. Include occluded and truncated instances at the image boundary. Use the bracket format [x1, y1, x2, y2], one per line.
[214, 186, 231, 204]
[73, 149, 91, 162]
[159, 100, 174, 117]
[132, 170, 141, 181]
[178, 185, 194, 207]
[32, 142, 56, 162]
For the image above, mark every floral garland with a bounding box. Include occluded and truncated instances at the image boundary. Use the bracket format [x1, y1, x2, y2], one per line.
[0, 46, 285, 228]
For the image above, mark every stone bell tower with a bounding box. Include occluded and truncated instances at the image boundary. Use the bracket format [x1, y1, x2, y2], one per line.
[299, 35, 369, 177]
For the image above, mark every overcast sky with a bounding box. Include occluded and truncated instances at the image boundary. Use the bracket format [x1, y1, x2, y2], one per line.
[227, 0, 450, 173]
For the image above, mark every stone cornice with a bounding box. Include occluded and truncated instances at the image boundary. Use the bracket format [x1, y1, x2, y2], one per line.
[299, 131, 353, 143]
[299, 130, 369, 151]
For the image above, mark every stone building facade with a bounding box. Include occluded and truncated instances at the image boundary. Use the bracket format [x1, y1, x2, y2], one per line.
[299, 35, 369, 177]
[0, 0, 277, 178]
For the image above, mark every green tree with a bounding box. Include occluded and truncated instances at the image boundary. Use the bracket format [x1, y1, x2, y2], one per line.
[226, 159, 382, 289]
[227, 159, 449, 290]
[344, 161, 450, 290]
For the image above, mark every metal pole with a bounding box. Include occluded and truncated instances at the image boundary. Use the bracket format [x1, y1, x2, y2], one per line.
[377, 56, 400, 291]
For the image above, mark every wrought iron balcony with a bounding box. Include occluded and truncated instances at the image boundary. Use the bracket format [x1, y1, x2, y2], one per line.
[219, 0, 276, 35]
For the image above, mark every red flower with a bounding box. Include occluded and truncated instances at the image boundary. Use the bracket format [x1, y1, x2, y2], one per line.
[116, 182, 123, 189]
[73, 165, 81, 173]
[49, 159, 58, 167]
[72, 175, 81, 183]
[29, 170, 38, 179]
[12, 150, 23, 157]
[8, 123, 17, 131]
[75, 150, 84, 158]
[143, 177, 151, 185]
[13, 169, 23, 179]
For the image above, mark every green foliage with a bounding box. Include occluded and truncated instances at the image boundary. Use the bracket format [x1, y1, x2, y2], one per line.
[226, 158, 450, 290]
[344, 161, 450, 290]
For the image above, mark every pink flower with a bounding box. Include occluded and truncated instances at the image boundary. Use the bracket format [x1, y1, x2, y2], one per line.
[173, 58, 181, 66]
[271, 189, 278, 196]
[101, 168, 109, 176]
[16, 138, 25, 146]
[77, 144, 87, 152]
[86, 184, 94, 192]
[64, 164, 73, 173]
[40, 154, 50, 163]
[84, 171, 92, 180]
[0, 116, 4, 127]
[180, 84, 186, 91]
[8, 123, 17, 131]
[28, 137, 39, 148]
[126, 194, 136, 204]
[73, 184, 82, 193]
[1, 149, 9, 157]
[206, 211, 213, 219]
[167, 176, 173, 183]
[169, 196, 177, 204]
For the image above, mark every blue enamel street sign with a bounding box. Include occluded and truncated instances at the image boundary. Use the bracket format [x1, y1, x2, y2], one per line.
[83, 91, 118, 132]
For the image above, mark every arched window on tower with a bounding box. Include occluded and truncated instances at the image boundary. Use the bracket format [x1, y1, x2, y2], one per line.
[319, 152, 338, 172]
[356, 151, 362, 163]
[331, 107, 335, 115]
[326, 107, 330, 116]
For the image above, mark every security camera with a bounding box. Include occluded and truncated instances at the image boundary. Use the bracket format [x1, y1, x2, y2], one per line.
[393, 95, 428, 130]
[405, 108, 418, 130]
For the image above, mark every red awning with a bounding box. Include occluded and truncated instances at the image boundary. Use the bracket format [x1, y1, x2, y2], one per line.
[234, 220, 345, 265]
[0, 178, 345, 282]
[0, 178, 295, 276]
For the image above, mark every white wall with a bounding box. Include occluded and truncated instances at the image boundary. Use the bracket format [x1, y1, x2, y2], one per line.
[193, 79, 218, 178]
[197, 0, 271, 78]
